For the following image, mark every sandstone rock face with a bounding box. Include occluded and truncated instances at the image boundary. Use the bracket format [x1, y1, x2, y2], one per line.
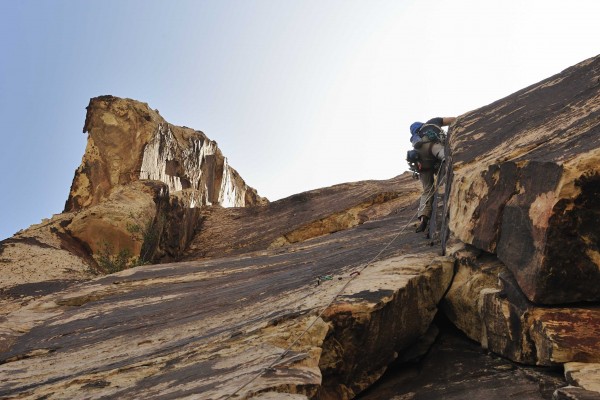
[2, 95, 264, 322]
[448, 55, 600, 304]
[0, 213, 94, 320]
[4, 53, 600, 399]
[0, 175, 454, 399]
[565, 363, 600, 393]
[65, 95, 266, 212]
[183, 175, 421, 260]
[442, 247, 600, 367]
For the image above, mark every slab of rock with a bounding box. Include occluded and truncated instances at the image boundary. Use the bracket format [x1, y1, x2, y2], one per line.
[0, 187, 453, 399]
[553, 386, 600, 400]
[564, 363, 600, 394]
[65, 95, 266, 212]
[0, 180, 202, 330]
[0, 213, 94, 320]
[448, 54, 600, 304]
[184, 174, 421, 260]
[442, 246, 600, 367]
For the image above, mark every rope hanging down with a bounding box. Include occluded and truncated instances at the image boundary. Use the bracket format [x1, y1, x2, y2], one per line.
[225, 162, 447, 399]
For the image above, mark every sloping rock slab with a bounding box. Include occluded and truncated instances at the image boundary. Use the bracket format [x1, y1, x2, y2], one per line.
[0, 213, 94, 320]
[184, 173, 420, 260]
[0, 202, 452, 399]
[448, 54, 600, 304]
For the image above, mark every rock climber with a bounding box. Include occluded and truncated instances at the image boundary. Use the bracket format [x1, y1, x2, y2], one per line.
[409, 117, 456, 233]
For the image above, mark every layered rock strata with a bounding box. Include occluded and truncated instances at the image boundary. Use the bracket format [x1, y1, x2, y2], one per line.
[442, 246, 600, 367]
[1, 96, 265, 321]
[183, 176, 421, 260]
[433, 54, 600, 400]
[65, 95, 266, 212]
[448, 54, 600, 304]
[0, 175, 454, 399]
[3, 54, 600, 399]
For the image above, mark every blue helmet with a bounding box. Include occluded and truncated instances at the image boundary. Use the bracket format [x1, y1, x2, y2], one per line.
[410, 122, 423, 136]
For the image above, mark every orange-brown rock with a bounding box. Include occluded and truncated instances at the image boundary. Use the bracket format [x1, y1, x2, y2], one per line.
[183, 176, 421, 260]
[442, 247, 600, 367]
[65, 95, 266, 212]
[0, 174, 455, 399]
[4, 53, 600, 399]
[448, 54, 600, 304]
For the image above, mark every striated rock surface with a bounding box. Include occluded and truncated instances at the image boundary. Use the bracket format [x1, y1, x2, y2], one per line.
[565, 363, 600, 394]
[1, 95, 265, 322]
[3, 54, 600, 399]
[448, 54, 600, 304]
[0, 174, 456, 399]
[65, 95, 266, 212]
[183, 176, 421, 260]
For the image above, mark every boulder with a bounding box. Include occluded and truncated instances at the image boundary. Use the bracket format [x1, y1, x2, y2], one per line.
[448, 54, 600, 304]
[65, 95, 266, 212]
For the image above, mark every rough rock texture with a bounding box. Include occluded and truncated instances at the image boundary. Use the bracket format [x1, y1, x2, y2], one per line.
[0, 175, 455, 399]
[0, 214, 94, 319]
[0, 181, 200, 327]
[564, 363, 600, 393]
[553, 386, 600, 400]
[442, 246, 600, 367]
[183, 176, 421, 261]
[358, 321, 565, 400]
[1, 95, 263, 323]
[4, 54, 600, 399]
[448, 54, 600, 304]
[65, 95, 266, 212]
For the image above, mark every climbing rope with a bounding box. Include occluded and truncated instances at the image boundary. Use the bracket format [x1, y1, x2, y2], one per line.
[225, 162, 447, 399]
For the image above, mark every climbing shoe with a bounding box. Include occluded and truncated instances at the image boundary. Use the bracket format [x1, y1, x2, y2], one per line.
[415, 216, 429, 233]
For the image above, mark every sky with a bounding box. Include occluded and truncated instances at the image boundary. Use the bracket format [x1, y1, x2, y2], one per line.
[1, 0, 599, 241]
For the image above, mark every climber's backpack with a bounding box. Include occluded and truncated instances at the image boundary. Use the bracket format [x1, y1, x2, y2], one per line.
[411, 123, 445, 149]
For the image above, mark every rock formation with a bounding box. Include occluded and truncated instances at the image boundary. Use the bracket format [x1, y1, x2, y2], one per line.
[447, 56, 600, 304]
[1, 175, 458, 399]
[65, 95, 266, 211]
[2, 55, 600, 399]
[1, 96, 266, 311]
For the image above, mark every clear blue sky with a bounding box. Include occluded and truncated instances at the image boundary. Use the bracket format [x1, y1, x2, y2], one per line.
[1, 0, 599, 240]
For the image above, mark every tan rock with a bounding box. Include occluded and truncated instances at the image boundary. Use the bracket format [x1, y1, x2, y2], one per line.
[183, 174, 421, 260]
[65, 95, 266, 212]
[66, 181, 163, 259]
[443, 248, 600, 366]
[564, 363, 600, 393]
[448, 54, 600, 304]
[0, 176, 453, 399]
